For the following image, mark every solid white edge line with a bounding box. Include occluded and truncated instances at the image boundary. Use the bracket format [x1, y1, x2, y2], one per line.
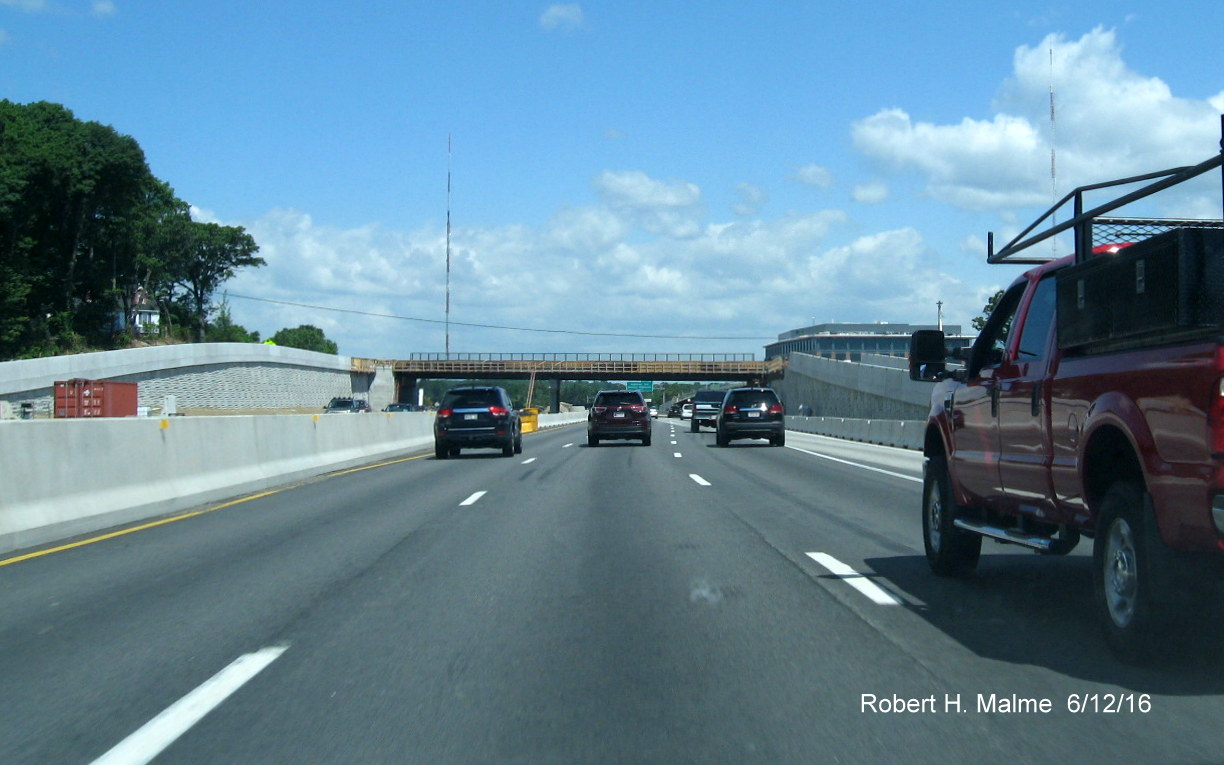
[91, 645, 288, 765]
[786, 446, 922, 483]
[689, 474, 710, 486]
[460, 490, 487, 506]
[521, 457, 537, 464]
[806, 552, 901, 606]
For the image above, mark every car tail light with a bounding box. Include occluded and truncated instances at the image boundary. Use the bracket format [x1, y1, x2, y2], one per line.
[724, 404, 739, 414]
[768, 404, 784, 414]
[437, 408, 453, 419]
[593, 406, 607, 415]
[488, 406, 509, 418]
[628, 405, 645, 413]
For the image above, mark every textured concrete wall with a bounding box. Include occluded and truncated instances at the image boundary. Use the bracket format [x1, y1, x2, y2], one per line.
[772, 352, 933, 421]
[0, 344, 362, 414]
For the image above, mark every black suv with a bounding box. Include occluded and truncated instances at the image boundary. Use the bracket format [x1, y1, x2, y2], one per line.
[324, 396, 370, 413]
[434, 386, 522, 458]
[715, 387, 785, 447]
[587, 390, 652, 446]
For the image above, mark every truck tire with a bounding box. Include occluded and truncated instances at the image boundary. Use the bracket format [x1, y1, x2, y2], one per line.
[923, 456, 981, 577]
[1093, 482, 1159, 663]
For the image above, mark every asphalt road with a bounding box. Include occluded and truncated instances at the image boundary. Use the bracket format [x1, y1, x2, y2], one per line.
[4, 418, 1224, 764]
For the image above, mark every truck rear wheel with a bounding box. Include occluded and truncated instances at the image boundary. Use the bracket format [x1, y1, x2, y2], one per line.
[923, 456, 981, 577]
[1093, 482, 1159, 663]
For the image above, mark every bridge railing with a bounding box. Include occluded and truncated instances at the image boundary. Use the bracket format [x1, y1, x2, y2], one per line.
[404, 353, 758, 362]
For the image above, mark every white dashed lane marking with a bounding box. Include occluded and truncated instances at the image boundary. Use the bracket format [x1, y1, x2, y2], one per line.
[91, 645, 288, 765]
[806, 552, 901, 606]
[521, 457, 537, 465]
[460, 491, 487, 506]
[689, 474, 711, 486]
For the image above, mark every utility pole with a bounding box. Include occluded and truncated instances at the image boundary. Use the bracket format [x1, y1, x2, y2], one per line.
[937, 300, 944, 331]
[445, 134, 452, 357]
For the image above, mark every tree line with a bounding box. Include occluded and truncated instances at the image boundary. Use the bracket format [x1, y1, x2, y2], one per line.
[0, 100, 267, 360]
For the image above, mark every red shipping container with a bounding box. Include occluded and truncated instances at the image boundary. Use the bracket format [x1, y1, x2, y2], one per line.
[54, 379, 138, 418]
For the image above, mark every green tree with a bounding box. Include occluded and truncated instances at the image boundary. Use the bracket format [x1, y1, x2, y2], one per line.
[270, 324, 338, 354]
[168, 220, 263, 343]
[972, 289, 1006, 332]
[206, 299, 260, 343]
[0, 100, 154, 356]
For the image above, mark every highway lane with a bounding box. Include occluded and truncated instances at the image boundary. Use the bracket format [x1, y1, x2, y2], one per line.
[3, 418, 1224, 763]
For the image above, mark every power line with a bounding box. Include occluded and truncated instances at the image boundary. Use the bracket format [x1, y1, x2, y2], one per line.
[224, 292, 774, 341]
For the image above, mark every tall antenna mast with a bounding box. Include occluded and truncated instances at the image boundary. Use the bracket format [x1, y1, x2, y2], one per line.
[1049, 45, 1058, 255]
[445, 134, 452, 357]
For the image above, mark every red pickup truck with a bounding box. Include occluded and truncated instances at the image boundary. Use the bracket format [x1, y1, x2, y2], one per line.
[909, 140, 1224, 661]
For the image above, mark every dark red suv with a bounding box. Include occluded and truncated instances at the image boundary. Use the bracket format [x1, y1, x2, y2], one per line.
[587, 390, 652, 447]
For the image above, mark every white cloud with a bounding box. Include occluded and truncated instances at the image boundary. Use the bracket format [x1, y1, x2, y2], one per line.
[0, 0, 48, 11]
[0, 29, 9, 47]
[796, 164, 834, 188]
[852, 27, 1223, 213]
[852, 181, 888, 205]
[91, 0, 115, 17]
[732, 182, 766, 216]
[592, 170, 704, 238]
[539, 4, 583, 32]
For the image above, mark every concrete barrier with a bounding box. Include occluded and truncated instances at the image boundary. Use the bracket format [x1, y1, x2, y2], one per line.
[785, 415, 924, 450]
[0, 410, 587, 557]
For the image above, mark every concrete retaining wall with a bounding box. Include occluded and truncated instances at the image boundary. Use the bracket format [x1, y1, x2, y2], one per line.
[772, 352, 932, 421]
[786, 415, 924, 450]
[0, 344, 362, 415]
[0, 410, 587, 557]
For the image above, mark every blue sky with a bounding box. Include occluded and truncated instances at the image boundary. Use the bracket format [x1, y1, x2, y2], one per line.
[3, 1, 1223, 358]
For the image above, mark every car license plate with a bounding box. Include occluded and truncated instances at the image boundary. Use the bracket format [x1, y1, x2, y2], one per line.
[465, 413, 478, 420]
[613, 412, 626, 418]
[747, 412, 761, 418]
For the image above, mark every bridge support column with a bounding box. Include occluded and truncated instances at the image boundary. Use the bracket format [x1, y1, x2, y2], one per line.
[395, 375, 420, 406]
[550, 380, 561, 414]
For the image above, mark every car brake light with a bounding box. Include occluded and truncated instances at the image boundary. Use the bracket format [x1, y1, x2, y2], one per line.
[724, 404, 739, 414]
[438, 408, 453, 419]
[489, 406, 509, 418]
[628, 405, 645, 413]
[768, 404, 784, 414]
[593, 406, 607, 414]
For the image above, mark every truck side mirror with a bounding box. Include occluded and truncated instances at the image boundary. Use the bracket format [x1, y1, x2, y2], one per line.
[909, 330, 948, 381]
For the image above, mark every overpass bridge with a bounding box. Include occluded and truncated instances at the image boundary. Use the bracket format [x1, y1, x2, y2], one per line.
[352, 353, 787, 412]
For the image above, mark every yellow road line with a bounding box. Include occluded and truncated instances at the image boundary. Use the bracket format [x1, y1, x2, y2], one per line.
[0, 453, 429, 568]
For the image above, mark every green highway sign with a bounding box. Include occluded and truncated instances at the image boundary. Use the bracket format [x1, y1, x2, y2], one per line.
[626, 381, 654, 392]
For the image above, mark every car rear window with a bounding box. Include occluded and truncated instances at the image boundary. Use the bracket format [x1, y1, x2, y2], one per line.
[726, 390, 779, 408]
[594, 392, 643, 406]
[441, 390, 500, 409]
